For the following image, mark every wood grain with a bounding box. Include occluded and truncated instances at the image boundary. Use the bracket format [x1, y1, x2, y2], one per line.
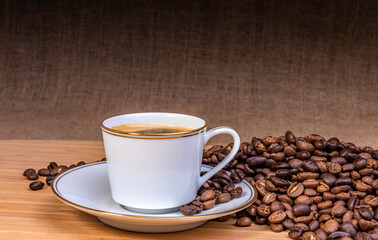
[0, 140, 289, 239]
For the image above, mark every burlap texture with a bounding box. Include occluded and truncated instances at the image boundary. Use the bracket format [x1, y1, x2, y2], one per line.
[0, 1, 377, 147]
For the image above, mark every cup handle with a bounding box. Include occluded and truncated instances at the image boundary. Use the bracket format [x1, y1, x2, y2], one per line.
[198, 127, 241, 189]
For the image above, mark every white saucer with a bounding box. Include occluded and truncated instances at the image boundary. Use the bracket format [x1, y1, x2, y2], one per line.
[51, 162, 256, 233]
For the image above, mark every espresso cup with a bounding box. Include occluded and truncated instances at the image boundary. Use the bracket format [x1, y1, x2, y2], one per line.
[101, 112, 240, 214]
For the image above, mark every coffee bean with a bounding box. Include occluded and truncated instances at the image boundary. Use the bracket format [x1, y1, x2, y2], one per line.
[319, 214, 332, 222]
[354, 158, 367, 170]
[318, 201, 333, 210]
[309, 220, 320, 231]
[180, 205, 197, 216]
[230, 187, 242, 198]
[329, 232, 352, 239]
[271, 201, 285, 212]
[302, 231, 318, 240]
[323, 219, 340, 234]
[331, 185, 351, 194]
[283, 218, 295, 229]
[268, 210, 286, 223]
[23, 168, 36, 176]
[317, 181, 330, 192]
[355, 181, 373, 193]
[247, 156, 266, 167]
[26, 173, 38, 180]
[320, 172, 337, 186]
[29, 181, 44, 191]
[287, 182, 304, 198]
[315, 228, 328, 240]
[200, 190, 216, 202]
[359, 219, 375, 231]
[257, 204, 271, 217]
[288, 226, 304, 239]
[255, 215, 267, 224]
[261, 192, 276, 205]
[297, 172, 319, 180]
[236, 217, 252, 227]
[293, 204, 311, 217]
[297, 141, 315, 152]
[295, 195, 313, 205]
[77, 161, 86, 166]
[38, 168, 50, 176]
[46, 175, 54, 186]
[303, 179, 319, 189]
[331, 205, 347, 218]
[202, 199, 216, 210]
[216, 215, 230, 222]
[218, 193, 231, 203]
[340, 222, 357, 237]
[270, 223, 284, 232]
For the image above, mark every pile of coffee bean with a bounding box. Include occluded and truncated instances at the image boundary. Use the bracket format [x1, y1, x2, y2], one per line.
[23, 158, 106, 190]
[203, 131, 378, 239]
[180, 170, 243, 216]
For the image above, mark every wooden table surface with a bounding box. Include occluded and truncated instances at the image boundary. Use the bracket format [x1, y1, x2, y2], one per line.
[0, 140, 289, 239]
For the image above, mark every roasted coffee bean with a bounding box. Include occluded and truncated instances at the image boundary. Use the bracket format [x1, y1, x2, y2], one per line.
[218, 193, 231, 203]
[355, 181, 373, 193]
[271, 201, 285, 212]
[318, 200, 333, 210]
[287, 182, 304, 198]
[340, 222, 357, 237]
[297, 172, 319, 180]
[318, 208, 332, 215]
[331, 185, 351, 194]
[319, 214, 332, 222]
[247, 156, 266, 167]
[358, 206, 373, 220]
[288, 226, 303, 239]
[255, 215, 267, 224]
[256, 180, 268, 197]
[331, 156, 347, 165]
[329, 162, 342, 174]
[50, 167, 59, 176]
[335, 177, 354, 186]
[268, 210, 286, 223]
[26, 173, 38, 180]
[296, 151, 311, 160]
[303, 160, 320, 172]
[323, 219, 340, 234]
[77, 161, 86, 166]
[317, 181, 330, 192]
[302, 231, 318, 240]
[262, 192, 276, 204]
[270, 223, 284, 232]
[283, 218, 295, 229]
[297, 141, 315, 152]
[303, 179, 319, 189]
[236, 217, 252, 227]
[320, 173, 337, 187]
[38, 168, 50, 176]
[354, 158, 367, 170]
[222, 183, 235, 193]
[46, 175, 54, 186]
[362, 176, 374, 185]
[315, 228, 328, 240]
[180, 205, 197, 216]
[304, 188, 318, 197]
[200, 190, 215, 202]
[359, 219, 375, 231]
[331, 205, 347, 218]
[29, 181, 44, 191]
[347, 195, 360, 210]
[216, 215, 230, 222]
[278, 194, 294, 204]
[295, 195, 313, 205]
[230, 187, 242, 198]
[336, 192, 350, 201]
[309, 220, 320, 231]
[293, 204, 311, 217]
[23, 168, 36, 176]
[329, 232, 352, 239]
[245, 205, 257, 216]
[269, 176, 289, 187]
[323, 192, 336, 201]
[257, 204, 271, 217]
[48, 162, 58, 170]
[359, 168, 374, 176]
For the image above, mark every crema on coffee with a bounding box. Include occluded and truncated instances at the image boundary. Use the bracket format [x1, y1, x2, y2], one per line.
[111, 124, 193, 135]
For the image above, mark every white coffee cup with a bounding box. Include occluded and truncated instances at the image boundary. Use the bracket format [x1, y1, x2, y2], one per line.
[101, 112, 240, 214]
